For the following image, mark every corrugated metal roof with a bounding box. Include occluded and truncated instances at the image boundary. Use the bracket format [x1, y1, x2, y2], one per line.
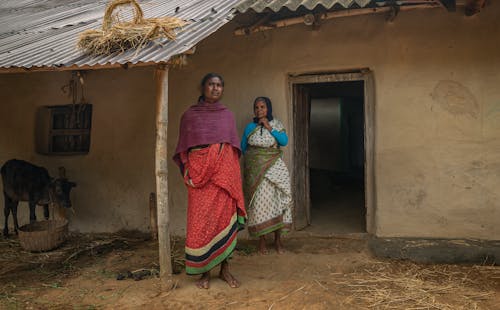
[236, 0, 376, 13]
[0, 0, 241, 70]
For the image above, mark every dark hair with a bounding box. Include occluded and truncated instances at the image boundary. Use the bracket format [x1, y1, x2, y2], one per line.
[198, 73, 224, 103]
[253, 96, 274, 123]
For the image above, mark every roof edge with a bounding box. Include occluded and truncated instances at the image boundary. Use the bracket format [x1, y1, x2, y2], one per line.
[0, 60, 167, 74]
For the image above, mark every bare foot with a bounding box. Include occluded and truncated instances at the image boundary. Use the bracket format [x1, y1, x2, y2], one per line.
[275, 242, 286, 254]
[259, 236, 268, 255]
[219, 261, 240, 288]
[274, 231, 285, 254]
[196, 272, 210, 289]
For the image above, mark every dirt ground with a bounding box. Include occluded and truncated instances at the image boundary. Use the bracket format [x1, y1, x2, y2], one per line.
[1, 232, 499, 310]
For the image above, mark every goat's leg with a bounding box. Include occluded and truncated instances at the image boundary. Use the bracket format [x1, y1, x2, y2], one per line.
[3, 192, 10, 237]
[11, 202, 19, 234]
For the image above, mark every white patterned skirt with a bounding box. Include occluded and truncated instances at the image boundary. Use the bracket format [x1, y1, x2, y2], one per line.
[247, 158, 292, 237]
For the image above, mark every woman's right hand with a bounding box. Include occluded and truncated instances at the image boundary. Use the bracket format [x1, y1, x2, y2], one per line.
[258, 117, 272, 131]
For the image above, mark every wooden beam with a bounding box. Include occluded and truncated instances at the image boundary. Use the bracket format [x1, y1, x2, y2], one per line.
[155, 64, 172, 282]
[241, 14, 273, 35]
[234, 4, 441, 36]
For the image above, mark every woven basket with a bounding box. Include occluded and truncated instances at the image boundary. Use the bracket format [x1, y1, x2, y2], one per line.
[18, 219, 68, 252]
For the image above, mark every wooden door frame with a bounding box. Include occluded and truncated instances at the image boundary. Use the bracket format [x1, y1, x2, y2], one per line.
[288, 70, 376, 234]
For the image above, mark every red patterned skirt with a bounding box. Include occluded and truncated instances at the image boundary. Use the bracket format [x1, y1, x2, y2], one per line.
[180, 144, 246, 274]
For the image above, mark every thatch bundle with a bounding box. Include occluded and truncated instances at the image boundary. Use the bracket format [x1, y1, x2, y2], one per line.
[78, 0, 188, 56]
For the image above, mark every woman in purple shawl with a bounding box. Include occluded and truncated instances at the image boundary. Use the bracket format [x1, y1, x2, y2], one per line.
[173, 73, 246, 289]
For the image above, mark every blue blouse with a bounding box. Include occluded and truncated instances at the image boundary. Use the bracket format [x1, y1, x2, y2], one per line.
[241, 122, 288, 154]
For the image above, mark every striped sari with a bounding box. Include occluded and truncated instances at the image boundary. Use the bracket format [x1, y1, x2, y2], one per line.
[243, 119, 292, 237]
[180, 143, 246, 274]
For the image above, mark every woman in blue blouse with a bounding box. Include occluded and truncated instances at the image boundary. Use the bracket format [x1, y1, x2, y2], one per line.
[241, 97, 292, 254]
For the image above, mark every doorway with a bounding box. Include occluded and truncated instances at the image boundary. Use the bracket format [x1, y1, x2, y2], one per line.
[289, 71, 375, 235]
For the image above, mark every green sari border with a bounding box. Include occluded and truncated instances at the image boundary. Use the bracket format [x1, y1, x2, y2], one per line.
[237, 215, 246, 231]
[185, 237, 237, 275]
[249, 222, 285, 238]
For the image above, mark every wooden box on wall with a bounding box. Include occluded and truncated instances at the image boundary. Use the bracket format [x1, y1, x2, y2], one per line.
[35, 104, 92, 155]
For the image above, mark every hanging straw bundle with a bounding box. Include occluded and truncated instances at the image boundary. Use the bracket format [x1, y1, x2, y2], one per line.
[78, 0, 188, 56]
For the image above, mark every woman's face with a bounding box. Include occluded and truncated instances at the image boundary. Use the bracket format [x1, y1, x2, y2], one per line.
[202, 77, 223, 103]
[254, 100, 268, 119]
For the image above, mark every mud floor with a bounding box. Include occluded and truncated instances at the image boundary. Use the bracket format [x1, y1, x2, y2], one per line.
[0, 232, 498, 309]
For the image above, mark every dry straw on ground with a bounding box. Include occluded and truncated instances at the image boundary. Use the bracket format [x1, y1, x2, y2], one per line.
[331, 261, 498, 309]
[78, 0, 188, 56]
[0, 232, 184, 279]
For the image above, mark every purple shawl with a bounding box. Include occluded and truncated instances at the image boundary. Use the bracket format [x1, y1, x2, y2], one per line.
[173, 100, 241, 166]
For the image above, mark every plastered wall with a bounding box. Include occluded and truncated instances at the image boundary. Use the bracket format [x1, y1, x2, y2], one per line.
[0, 67, 157, 233]
[168, 6, 500, 239]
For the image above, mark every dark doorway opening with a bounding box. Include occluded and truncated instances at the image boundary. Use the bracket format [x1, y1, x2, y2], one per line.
[291, 71, 375, 235]
[291, 77, 368, 235]
[307, 81, 366, 234]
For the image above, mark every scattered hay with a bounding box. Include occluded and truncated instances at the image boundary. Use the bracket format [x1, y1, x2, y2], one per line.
[331, 261, 498, 309]
[170, 236, 185, 274]
[0, 231, 185, 280]
[235, 242, 257, 256]
[78, 0, 188, 56]
[268, 285, 306, 310]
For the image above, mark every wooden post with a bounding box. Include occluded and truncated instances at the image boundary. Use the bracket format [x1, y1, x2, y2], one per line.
[149, 192, 158, 240]
[54, 166, 68, 220]
[155, 64, 172, 280]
